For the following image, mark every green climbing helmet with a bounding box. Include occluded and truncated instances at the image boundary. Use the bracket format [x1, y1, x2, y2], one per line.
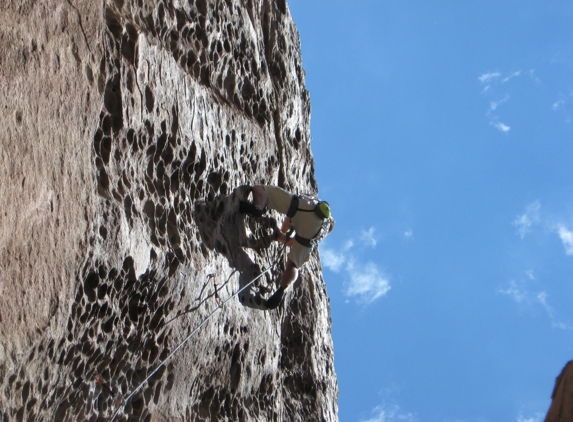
[315, 201, 331, 219]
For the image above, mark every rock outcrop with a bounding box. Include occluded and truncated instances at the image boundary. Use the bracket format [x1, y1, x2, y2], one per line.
[0, 0, 338, 420]
[545, 361, 573, 422]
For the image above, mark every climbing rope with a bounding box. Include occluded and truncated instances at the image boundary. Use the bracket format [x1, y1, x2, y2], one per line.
[109, 238, 289, 422]
[161, 270, 238, 327]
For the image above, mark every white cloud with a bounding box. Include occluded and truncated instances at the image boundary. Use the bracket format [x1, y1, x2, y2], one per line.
[361, 403, 417, 422]
[503, 70, 522, 83]
[517, 413, 543, 422]
[321, 248, 346, 273]
[346, 261, 391, 305]
[537, 292, 573, 330]
[362, 227, 378, 248]
[512, 201, 541, 238]
[492, 121, 511, 132]
[557, 224, 573, 255]
[489, 95, 510, 111]
[478, 72, 501, 84]
[551, 92, 572, 123]
[498, 277, 572, 330]
[404, 229, 413, 239]
[484, 92, 511, 132]
[479, 70, 531, 131]
[479, 70, 523, 85]
[510, 202, 573, 255]
[321, 231, 391, 306]
[553, 99, 565, 110]
[537, 291, 550, 309]
[497, 280, 527, 303]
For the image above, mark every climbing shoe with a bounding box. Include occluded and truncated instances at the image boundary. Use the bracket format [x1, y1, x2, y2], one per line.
[239, 201, 265, 217]
[265, 286, 285, 310]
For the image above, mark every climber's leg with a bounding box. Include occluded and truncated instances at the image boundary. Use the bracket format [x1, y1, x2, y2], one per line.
[266, 259, 298, 310]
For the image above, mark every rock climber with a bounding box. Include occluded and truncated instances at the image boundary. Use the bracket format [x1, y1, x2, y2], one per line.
[239, 185, 335, 310]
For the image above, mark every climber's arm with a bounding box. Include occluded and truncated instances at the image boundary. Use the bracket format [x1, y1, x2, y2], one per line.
[281, 217, 292, 233]
[276, 217, 295, 246]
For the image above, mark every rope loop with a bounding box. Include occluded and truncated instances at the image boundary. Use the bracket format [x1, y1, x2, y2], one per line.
[109, 242, 287, 421]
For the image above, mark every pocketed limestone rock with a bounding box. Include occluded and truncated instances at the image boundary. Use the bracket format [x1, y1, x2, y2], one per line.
[0, 1, 338, 421]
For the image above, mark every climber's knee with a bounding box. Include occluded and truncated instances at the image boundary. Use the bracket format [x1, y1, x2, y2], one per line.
[252, 185, 268, 210]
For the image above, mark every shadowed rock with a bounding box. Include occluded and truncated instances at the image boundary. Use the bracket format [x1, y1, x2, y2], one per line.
[0, 0, 338, 420]
[545, 360, 573, 422]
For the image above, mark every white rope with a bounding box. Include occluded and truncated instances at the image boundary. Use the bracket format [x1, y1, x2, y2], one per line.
[109, 262, 277, 421]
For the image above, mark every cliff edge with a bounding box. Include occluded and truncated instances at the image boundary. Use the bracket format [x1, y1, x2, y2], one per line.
[545, 361, 573, 422]
[0, 0, 338, 420]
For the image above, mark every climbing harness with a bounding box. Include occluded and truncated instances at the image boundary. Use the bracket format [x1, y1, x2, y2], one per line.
[286, 194, 331, 220]
[286, 194, 334, 248]
[240, 192, 333, 249]
[293, 218, 334, 248]
[109, 241, 289, 422]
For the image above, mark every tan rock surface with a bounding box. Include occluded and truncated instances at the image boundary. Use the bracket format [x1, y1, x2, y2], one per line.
[545, 361, 573, 422]
[0, 0, 338, 420]
[0, 0, 102, 369]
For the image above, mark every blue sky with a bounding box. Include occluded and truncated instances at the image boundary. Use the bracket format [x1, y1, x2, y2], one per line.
[286, 1, 573, 421]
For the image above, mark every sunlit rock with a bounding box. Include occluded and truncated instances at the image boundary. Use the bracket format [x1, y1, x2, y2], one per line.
[0, 1, 338, 420]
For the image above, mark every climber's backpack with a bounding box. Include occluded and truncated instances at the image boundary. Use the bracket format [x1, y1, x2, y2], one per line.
[286, 194, 334, 248]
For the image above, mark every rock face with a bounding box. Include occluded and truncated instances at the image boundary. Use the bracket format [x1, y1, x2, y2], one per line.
[0, 0, 339, 420]
[545, 361, 573, 422]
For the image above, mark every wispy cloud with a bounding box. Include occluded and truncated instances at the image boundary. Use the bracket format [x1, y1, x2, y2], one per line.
[321, 248, 346, 273]
[497, 279, 527, 303]
[556, 224, 573, 255]
[404, 229, 413, 239]
[517, 413, 544, 422]
[361, 403, 417, 422]
[322, 239, 355, 273]
[320, 227, 391, 306]
[362, 227, 378, 248]
[503, 70, 522, 83]
[492, 121, 511, 132]
[478, 71, 501, 84]
[535, 292, 569, 329]
[552, 99, 565, 110]
[479, 69, 525, 86]
[498, 273, 572, 330]
[551, 93, 572, 123]
[528, 69, 540, 83]
[512, 201, 541, 238]
[489, 95, 510, 111]
[478, 69, 537, 131]
[512, 201, 573, 254]
[346, 261, 391, 305]
[486, 94, 511, 132]
[503, 205, 573, 329]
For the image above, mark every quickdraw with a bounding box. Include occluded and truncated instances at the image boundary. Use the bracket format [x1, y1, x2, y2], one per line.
[207, 273, 222, 306]
[94, 371, 121, 404]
